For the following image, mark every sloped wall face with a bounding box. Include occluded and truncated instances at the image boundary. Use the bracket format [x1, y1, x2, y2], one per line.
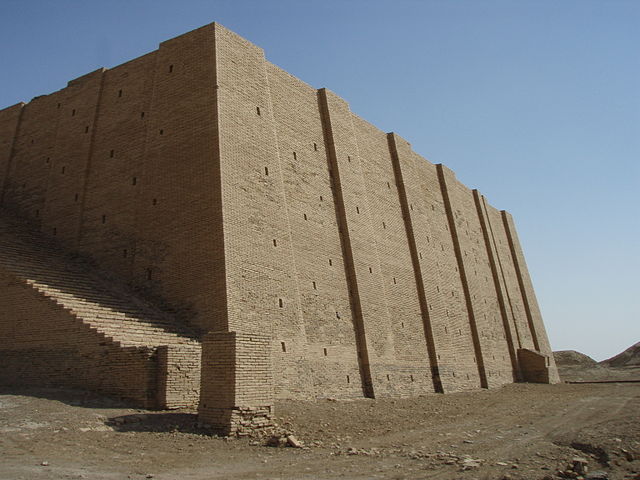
[213, 27, 314, 398]
[0, 25, 224, 334]
[353, 119, 433, 396]
[390, 149, 482, 393]
[266, 66, 363, 398]
[212, 22, 556, 398]
[478, 197, 537, 353]
[502, 212, 559, 383]
[0, 104, 23, 206]
[437, 167, 516, 388]
[0, 270, 158, 406]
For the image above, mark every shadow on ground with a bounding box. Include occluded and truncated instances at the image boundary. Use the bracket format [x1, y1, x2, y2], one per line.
[0, 385, 132, 409]
[106, 412, 214, 435]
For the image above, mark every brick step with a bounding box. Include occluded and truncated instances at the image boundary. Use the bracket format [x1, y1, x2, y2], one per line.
[0, 216, 199, 349]
[71, 314, 177, 331]
[98, 333, 195, 347]
[33, 285, 173, 316]
[7, 269, 190, 324]
[40, 291, 162, 315]
[75, 317, 193, 340]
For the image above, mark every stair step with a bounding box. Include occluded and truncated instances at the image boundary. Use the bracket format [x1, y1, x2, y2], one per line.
[0, 216, 199, 349]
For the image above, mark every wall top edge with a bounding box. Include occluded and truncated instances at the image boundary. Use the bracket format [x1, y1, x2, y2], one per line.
[0, 102, 25, 114]
[0, 20, 505, 216]
[67, 68, 107, 87]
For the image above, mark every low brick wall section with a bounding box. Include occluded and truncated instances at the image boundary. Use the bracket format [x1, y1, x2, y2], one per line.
[0, 344, 157, 407]
[157, 344, 202, 408]
[0, 270, 190, 408]
[198, 331, 274, 436]
[517, 348, 557, 384]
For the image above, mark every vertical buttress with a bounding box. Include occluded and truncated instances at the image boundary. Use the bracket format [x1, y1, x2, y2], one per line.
[436, 164, 488, 388]
[473, 190, 522, 380]
[317, 88, 374, 398]
[387, 133, 443, 393]
[76, 69, 107, 245]
[0, 104, 25, 206]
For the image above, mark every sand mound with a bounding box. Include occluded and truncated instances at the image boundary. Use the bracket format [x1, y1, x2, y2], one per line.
[553, 350, 597, 366]
[600, 342, 640, 367]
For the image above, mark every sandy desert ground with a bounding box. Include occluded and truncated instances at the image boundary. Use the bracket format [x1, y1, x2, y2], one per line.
[1, 361, 639, 480]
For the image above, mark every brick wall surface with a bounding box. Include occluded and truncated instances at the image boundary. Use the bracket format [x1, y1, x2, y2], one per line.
[78, 53, 156, 281]
[518, 348, 557, 384]
[390, 150, 483, 393]
[156, 344, 202, 408]
[0, 103, 24, 208]
[355, 122, 433, 397]
[214, 26, 311, 398]
[267, 64, 362, 399]
[0, 21, 559, 406]
[502, 212, 560, 383]
[199, 331, 274, 435]
[438, 167, 515, 388]
[0, 269, 158, 406]
[482, 198, 536, 351]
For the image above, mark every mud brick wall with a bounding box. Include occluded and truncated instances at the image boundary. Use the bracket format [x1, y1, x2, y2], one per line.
[266, 65, 362, 399]
[518, 348, 556, 384]
[198, 331, 274, 435]
[214, 27, 311, 399]
[0, 103, 23, 207]
[0, 21, 559, 401]
[156, 344, 202, 408]
[355, 121, 433, 397]
[502, 212, 560, 383]
[0, 25, 224, 334]
[437, 165, 517, 388]
[0, 270, 159, 407]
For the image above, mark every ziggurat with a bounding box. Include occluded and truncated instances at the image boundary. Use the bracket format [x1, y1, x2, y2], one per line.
[0, 23, 559, 434]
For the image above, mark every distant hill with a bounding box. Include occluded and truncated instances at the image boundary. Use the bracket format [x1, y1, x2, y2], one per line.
[600, 342, 640, 367]
[553, 350, 598, 367]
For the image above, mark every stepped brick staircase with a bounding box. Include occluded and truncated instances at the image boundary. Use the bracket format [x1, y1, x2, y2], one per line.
[0, 212, 201, 408]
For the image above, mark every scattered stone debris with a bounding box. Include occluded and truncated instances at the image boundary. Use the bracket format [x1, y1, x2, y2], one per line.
[584, 471, 609, 480]
[558, 456, 594, 478]
[572, 456, 589, 475]
[286, 435, 303, 448]
[621, 448, 634, 462]
[265, 431, 305, 449]
[2, 383, 638, 479]
[460, 456, 482, 470]
[266, 435, 289, 448]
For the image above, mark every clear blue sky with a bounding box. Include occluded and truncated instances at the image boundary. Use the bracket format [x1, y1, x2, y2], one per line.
[1, 0, 638, 361]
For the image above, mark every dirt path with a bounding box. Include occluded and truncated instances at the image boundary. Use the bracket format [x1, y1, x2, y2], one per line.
[1, 383, 638, 480]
